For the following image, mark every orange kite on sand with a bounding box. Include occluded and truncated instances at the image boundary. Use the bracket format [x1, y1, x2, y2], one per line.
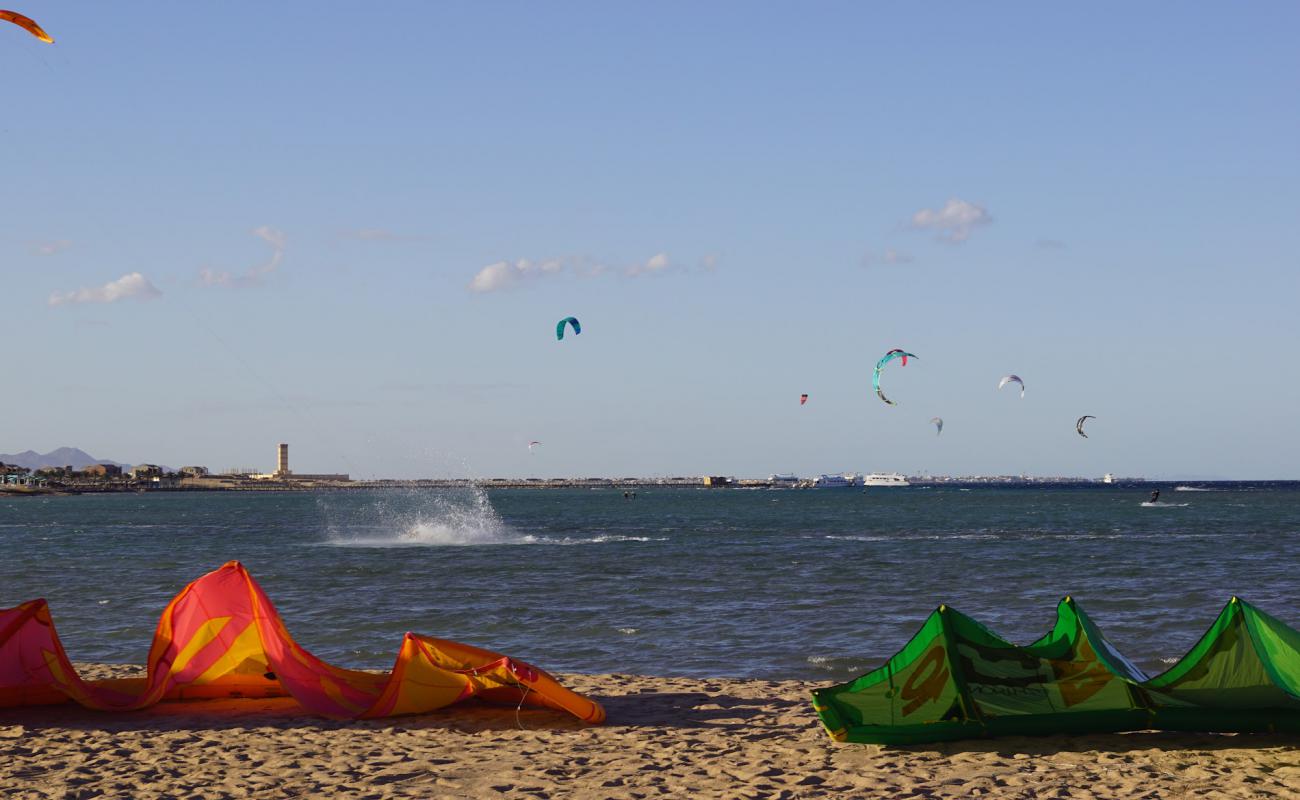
[1, 10, 53, 42]
[0, 561, 605, 723]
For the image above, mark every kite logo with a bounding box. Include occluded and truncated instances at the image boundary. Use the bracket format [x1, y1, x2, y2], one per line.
[1048, 638, 1113, 708]
[900, 645, 951, 716]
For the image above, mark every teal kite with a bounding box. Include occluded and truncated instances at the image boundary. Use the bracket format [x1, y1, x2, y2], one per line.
[873, 349, 917, 406]
[556, 316, 581, 341]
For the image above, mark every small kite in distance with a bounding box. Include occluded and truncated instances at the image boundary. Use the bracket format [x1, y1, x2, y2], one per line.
[800, 394, 809, 406]
[528, 441, 542, 452]
[930, 417, 943, 435]
[0, 9, 52, 42]
[998, 374, 1025, 398]
[556, 316, 581, 340]
[1076, 416, 1095, 438]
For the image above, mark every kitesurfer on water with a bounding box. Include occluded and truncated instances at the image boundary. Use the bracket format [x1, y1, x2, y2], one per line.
[1150, 489, 1160, 504]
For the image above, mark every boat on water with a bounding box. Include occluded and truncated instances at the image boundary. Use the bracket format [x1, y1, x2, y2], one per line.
[863, 472, 909, 487]
[1102, 473, 1115, 484]
[812, 473, 863, 488]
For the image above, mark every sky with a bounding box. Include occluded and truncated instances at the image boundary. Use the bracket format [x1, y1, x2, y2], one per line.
[2, 2, 1297, 479]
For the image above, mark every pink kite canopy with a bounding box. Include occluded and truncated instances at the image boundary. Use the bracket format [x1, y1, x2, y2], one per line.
[0, 561, 604, 722]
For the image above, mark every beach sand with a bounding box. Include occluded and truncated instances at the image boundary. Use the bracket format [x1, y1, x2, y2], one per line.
[2, 666, 1298, 799]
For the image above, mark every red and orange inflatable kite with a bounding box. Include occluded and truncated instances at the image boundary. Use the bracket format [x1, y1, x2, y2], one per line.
[0, 561, 604, 723]
[1, 10, 53, 43]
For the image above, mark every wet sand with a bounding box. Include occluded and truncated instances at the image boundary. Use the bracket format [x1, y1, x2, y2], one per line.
[2, 666, 1297, 799]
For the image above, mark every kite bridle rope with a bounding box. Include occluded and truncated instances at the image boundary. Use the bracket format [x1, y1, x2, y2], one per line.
[514, 682, 532, 730]
[467, 663, 533, 730]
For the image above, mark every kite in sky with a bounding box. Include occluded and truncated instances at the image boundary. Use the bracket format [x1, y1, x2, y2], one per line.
[998, 374, 1025, 398]
[1076, 415, 1095, 438]
[884, 348, 911, 366]
[556, 316, 581, 340]
[873, 349, 917, 406]
[0, 10, 52, 42]
[930, 417, 944, 435]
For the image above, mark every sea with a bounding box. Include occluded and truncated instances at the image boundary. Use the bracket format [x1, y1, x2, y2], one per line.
[2, 483, 1297, 682]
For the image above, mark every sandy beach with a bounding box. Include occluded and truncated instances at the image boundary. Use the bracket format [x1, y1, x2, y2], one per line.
[0, 666, 1296, 799]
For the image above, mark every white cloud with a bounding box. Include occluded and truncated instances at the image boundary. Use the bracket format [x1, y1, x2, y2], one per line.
[468, 251, 712, 293]
[625, 252, 671, 277]
[31, 240, 71, 256]
[468, 261, 519, 293]
[909, 198, 991, 243]
[199, 226, 286, 288]
[467, 258, 565, 293]
[49, 272, 161, 307]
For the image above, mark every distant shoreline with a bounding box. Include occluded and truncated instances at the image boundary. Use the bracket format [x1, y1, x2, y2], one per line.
[5, 478, 1289, 498]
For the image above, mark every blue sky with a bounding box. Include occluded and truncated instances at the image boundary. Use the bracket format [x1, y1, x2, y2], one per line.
[2, 2, 1297, 478]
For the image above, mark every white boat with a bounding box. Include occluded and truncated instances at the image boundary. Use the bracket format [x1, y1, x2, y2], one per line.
[1102, 473, 1115, 484]
[863, 472, 909, 487]
[812, 473, 863, 488]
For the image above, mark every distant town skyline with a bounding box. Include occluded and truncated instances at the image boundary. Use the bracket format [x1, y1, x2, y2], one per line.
[3, 2, 1298, 479]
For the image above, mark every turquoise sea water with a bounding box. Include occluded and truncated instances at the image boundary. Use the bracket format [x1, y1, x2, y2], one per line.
[2, 484, 1297, 681]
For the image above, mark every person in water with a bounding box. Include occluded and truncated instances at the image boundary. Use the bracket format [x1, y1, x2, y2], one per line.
[1150, 489, 1160, 503]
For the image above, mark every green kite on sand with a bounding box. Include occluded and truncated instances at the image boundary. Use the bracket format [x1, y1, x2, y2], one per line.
[812, 597, 1300, 744]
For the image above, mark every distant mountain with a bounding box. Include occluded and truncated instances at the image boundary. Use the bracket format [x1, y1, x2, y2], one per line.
[0, 447, 132, 471]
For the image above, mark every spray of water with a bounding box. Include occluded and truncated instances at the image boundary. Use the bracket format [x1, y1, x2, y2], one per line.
[322, 486, 529, 547]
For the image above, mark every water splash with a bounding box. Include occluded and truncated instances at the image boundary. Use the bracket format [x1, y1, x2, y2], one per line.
[322, 486, 527, 547]
[319, 487, 670, 547]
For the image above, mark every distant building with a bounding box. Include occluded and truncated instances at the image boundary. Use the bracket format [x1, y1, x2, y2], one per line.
[250, 442, 348, 482]
[82, 464, 123, 478]
[130, 464, 163, 480]
[180, 466, 209, 478]
[703, 476, 734, 487]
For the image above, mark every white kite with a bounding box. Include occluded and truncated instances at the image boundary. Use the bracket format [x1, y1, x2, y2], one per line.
[998, 374, 1025, 398]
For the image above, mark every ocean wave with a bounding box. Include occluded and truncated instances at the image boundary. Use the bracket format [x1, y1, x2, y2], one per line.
[532, 535, 669, 546]
[806, 655, 864, 673]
